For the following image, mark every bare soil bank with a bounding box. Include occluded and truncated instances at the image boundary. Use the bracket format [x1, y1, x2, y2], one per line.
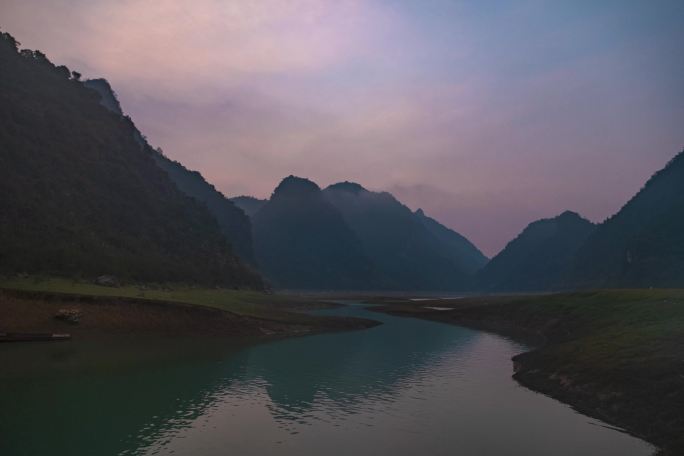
[0, 289, 379, 341]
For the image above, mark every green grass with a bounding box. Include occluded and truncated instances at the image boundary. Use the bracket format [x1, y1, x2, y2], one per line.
[0, 277, 329, 322]
[402, 289, 684, 374]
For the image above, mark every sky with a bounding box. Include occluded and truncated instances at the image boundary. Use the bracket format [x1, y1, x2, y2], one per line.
[2, 0, 683, 256]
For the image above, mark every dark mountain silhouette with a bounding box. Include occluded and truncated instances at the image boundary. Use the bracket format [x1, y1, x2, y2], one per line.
[477, 211, 595, 292]
[230, 196, 267, 217]
[250, 176, 378, 289]
[323, 182, 481, 290]
[569, 150, 684, 288]
[151, 155, 255, 262]
[237, 178, 487, 290]
[83, 77, 255, 262]
[83, 78, 123, 115]
[414, 208, 488, 275]
[0, 31, 261, 287]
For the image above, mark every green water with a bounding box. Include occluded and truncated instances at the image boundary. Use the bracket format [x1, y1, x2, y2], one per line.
[0, 302, 653, 455]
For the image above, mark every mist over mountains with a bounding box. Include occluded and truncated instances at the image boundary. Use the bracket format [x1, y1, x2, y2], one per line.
[229, 196, 266, 218]
[2, 30, 683, 292]
[322, 182, 486, 290]
[236, 152, 684, 292]
[232, 178, 488, 290]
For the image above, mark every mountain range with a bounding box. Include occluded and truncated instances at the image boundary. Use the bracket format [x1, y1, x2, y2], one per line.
[2, 29, 684, 292]
[232, 178, 488, 290]
[323, 182, 486, 290]
[246, 177, 379, 290]
[476, 150, 684, 291]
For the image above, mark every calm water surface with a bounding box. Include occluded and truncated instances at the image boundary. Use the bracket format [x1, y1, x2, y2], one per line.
[0, 302, 653, 455]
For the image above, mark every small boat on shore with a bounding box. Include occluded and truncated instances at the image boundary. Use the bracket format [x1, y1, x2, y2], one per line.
[0, 332, 71, 342]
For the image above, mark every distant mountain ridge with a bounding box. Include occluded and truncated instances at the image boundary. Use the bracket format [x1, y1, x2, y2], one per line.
[479, 150, 684, 291]
[414, 208, 488, 275]
[477, 211, 596, 292]
[230, 196, 267, 217]
[323, 182, 486, 291]
[250, 176, 379, 290]
[238, 177, 487, 290]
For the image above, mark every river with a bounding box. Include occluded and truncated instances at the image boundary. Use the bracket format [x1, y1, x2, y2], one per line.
[0, 301, 653, 455]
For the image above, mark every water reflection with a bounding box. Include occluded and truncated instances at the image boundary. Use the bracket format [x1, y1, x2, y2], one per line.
[246, 304, 479, 425]
[0, 303, 653, 456]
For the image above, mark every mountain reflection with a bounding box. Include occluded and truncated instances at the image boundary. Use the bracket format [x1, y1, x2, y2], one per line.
[0, 304, 478, 455]
[246, 305, 479, 424]
[0, 304, 651, 456]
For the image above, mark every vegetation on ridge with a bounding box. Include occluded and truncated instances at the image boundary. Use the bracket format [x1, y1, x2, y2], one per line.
[0, 31, 261, 288]
[569, 150, 684, 288]
[477, 211, 595, 291]
[83, 76, 256, 263]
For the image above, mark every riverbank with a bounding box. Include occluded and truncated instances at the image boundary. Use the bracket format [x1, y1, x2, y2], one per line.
[369, 290, 684, 456]
[0, 278, 379, 342]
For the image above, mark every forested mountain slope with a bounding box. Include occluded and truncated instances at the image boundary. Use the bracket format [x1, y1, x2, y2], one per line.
[569, 150, 684, 288]
[477, 211, 595, 291]
[84, 77, 255, 262]
[0, 31, 261, 287]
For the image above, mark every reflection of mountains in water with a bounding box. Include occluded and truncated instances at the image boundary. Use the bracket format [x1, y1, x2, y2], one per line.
[0, 306, 481, 455]
[245, 307, 482, 428]
[129, 307, 483, 447]
[0, 336, 251, 455]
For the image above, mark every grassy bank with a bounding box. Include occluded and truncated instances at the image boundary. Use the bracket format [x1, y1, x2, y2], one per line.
[0, 277, 379, 339]
[371, 290, 684, 455]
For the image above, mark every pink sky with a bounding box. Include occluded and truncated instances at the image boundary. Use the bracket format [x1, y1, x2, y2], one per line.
[2, 0, 682, 256]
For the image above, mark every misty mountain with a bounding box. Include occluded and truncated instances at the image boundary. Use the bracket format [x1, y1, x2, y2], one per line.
[83, 78, 123, 115]
[569, 150, 684, 288]
[477, 211, 596, 292]
[414, 208, 488, 275]
[251, 176, 379, 290]
[84, 77, 255, 262]
[322, 182, 483, 290]
[230, 196, 267, 217]
[0, 32, 261, 287]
